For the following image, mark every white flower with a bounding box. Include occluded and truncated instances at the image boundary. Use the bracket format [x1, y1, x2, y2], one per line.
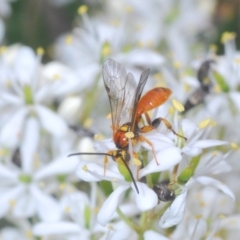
[0, 45, 72, 148]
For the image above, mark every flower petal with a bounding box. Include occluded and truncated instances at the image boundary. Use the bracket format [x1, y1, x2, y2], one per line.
[139, 147, 182, 178]
[159, 190, 187, 228]
[144, 230, 169, 240]
[21, 117, 39, 173]
[34, 155, 79, 181]
[194, 140, 227, 148]
[196, 176, 235, 200]
[31, 185, 61, 221]
[35, 105, 68, 137]
[133, 182, 158, 211]
[97, 185, 129, 226]
[0, 107, 28, 148]
[33, 221, 81, 236]
[0, 164, 18, 182]
[76, 161, 125, 182]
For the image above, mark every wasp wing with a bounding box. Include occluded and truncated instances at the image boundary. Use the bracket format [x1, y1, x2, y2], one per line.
[130, 68, 150, 131]
[102, 59, 137, 136]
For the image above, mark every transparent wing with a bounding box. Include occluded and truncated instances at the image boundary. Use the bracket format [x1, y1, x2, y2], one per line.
[130, 68, 150, 131]
[102, 59, 137, 136]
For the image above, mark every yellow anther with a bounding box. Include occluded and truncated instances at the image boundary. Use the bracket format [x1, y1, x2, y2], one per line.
[36, 47, 45, 55]
[25, 230, 33, 239]
[231, 142, 238, 150]
[124, 5, 133, 13]
[107, 225, 115, 230]
[53, 73, 61, 80]
[64, 206, 71, 213]
[78, 5, 88, 15]
[213, 84, 221, 93]
[195, 214, 202, 219]
[212, 151, 218, 157]
[219, 214, 226, 219]
[133, 158, 142, 166]
[112, 178, 118, 182]
[106, 113, 112, 119]
[173, 61, 182, 69]
[209, 44, 218, 53]
[221, 32, 236, 44]
[234, 58, 240, 64]
[65, 35, 73, 45]
[59, 183, 66, 190]
[172, 99, 185, 112]
[101, 42, 111, 56]
[94, 134, 104, 141]
[83, 118, 93, 128]
[0, 148, 8, 156]
[125, 132, 134, 138]
[168, 106, 175, 115]
[9, 199, 16, 208]
[183, 82, 191, 92]
[0, 46, 7, 54]
[82, 165, 88, 172]
[198, 118, 211, 129]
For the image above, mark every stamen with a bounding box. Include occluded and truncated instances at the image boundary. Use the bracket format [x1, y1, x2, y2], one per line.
[198, 118, 211, 129]
[78, 5, 88, 15]
[231, 142, 238, 150]
[221, 32, 236, 44]
[172, 99, 185, 112]
[82, 165, 88, 172]
[36, 47, 45, 56]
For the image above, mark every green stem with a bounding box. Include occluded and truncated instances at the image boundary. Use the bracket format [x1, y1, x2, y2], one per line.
[117, 208, 140, 233]
[142, 151, 153, 188]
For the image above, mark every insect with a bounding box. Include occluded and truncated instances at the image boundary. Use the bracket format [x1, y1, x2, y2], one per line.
[69, 59, 185, 194]
[103, 59, 186, 165]
[183, 60, 215, 113]
[153, 183, 176, 202]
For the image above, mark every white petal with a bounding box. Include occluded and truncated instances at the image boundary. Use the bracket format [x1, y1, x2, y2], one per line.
[33, 221, 81, 236]
[139, 147, 182, 178]
[181, 119, 198, 139]
[181, 146, 202, 156]
[31, 185, 61, 221]
[35, 105, 68, 137]
[144, 230, 169, 240]
[34, 156, 79, 180]
[76, 161, 125, 182]
[219, 215, 240, 229]
[0, 185, 25, 218]
[0, 164, 18, 182]
[0, 107, 28, 148]
[134, 182, 158, 211]
[0, 92, 22, 105]
[194, 140, 227, 148]
[21, 117, 39, 173]
[13, 191, 35, 218]
[97, 185, 129, 226]
[196, 176, 235, 200]
[159, 190, 187, 228]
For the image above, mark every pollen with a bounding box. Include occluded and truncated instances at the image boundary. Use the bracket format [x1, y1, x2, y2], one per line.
[78, 5, 88, 15]
[94, 134, 104, 140]
[64, 206, 71, 213]
[234, 58, 240, 64]
[133, 158, 142, 166]
[101, 42, 111, 56]
[25, 230, 33, 239]
[209, 44, 218, 53]
[0, 45, 7, 54]
[82, 165, 88, 172]
[183, 82, 191, 92]
[9, 199, 16, 208]
[53, 73, 61, 80]
[36, 47, 45, 55]
[231, 142, 238, 150]
[59, 183, 66, 190]
[125, 132, 134, 138]
[212, 151, 218, 157]
[218, 214, 226, 219]
[198, 118, 211, 129]
[65, 35, 73, 45]
[0, 148, 8, 156]
[83, 118, 93, 128]
[173, 61, 182, 69]
[172, 99, 185, 112]
[221, 32, 236, 44]
[195, 214, 202, 219]
[213, 84, 221, 93]
[124, 5, 133, 13]
[106, 113, 112, 119]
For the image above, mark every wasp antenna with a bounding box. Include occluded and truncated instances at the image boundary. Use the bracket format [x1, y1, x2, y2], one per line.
[120, 159, 139, 194]
[67, 152, 113, 158]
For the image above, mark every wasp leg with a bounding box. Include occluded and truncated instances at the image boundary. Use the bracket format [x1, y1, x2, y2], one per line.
[138, 135, 159, 165]
[151, 117, 187, 141]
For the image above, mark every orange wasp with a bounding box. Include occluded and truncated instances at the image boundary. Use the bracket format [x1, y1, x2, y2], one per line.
[103, 59, 186, 164]
[69, 59, 184, 194]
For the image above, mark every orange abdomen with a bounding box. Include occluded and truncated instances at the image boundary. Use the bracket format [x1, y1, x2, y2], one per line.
[114, 130, 129, 149]
[136, 87, 172, 117]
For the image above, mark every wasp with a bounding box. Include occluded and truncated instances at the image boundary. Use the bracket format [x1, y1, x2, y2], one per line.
[183, 60, 215, 113]
[69, 59, 185, 194]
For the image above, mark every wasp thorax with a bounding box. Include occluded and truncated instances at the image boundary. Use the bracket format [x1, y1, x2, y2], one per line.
[114, 123, 131, 149]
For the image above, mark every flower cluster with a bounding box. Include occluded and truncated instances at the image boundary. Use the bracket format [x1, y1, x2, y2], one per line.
[0, 1, 240, 240]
